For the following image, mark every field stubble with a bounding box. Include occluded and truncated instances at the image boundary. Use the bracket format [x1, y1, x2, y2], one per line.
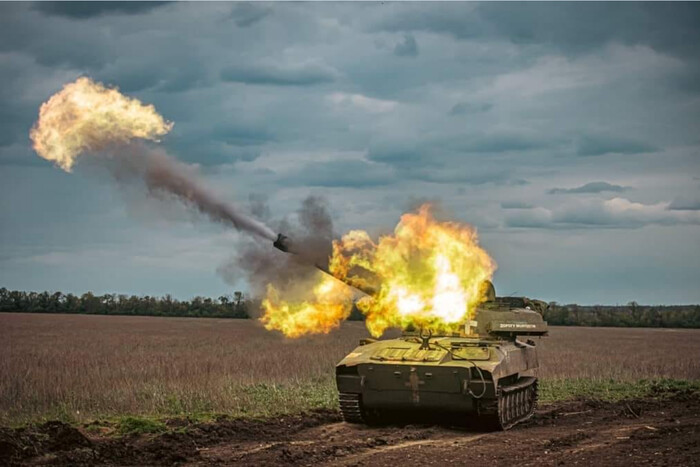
[1, 313, 699, 425]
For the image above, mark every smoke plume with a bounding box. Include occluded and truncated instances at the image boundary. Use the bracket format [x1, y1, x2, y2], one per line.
[218, 195, 339, 315]
[30, 77, 276, 242]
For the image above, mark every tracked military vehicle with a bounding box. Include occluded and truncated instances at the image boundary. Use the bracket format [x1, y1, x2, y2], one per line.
[273, 233, 548, 430]
[335, 287, 548, 430]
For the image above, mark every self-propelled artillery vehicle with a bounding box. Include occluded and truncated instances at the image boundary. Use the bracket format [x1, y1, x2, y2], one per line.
[273, 233, 548, 430]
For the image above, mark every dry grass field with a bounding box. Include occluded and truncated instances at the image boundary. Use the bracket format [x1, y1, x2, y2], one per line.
[1, 313, 699, 425]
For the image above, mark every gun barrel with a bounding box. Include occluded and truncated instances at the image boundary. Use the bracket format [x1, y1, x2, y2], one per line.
[272, 233, 375, 296]
[273, 233, 294, 253]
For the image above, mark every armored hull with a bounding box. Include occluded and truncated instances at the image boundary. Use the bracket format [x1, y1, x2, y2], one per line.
[271, 233, 547, 429]
[335, 304, 547, 430]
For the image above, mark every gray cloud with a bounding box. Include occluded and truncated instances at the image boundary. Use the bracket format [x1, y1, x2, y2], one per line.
[576, 135, 658, 157]
[406, 167, 511, 185]
[371, 4, 484, 40]
[501, 201, 534, 209]
[506, 198, 700, 229]
[163, 139, 262, 167]
[230, 3, 272, 28]
[394, 34, 419, 57]
[2, 2, 700, 304]
[220, 62, 338, 86]
[366, 132, 549, 174]
[548, 181, 631, 195]
[0, 6, 114, 68]
[366, 144, 425, 168]
[505, 208, 553, 228]
[373, 3, 700, 58]
[668, 196, 700, 211]
[0, 100, 33, 148]
[511, 179, 530, 186]
[208, 123, 275, 147]
[459, 134, 546, 154]
[478, 3, 700, 57]
[282, 159, 395, 188]
[34, 1, 171, 19]
[449, 102, 493, 116]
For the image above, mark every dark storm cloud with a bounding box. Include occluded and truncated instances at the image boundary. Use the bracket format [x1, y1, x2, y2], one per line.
[407, 167, 511, 185]
[0, 145, 47, 168]
[548, 182, 631, 195]
[34, 1, 171, 19]
[230, 3, 272, 28]
[478, 3, 700, 57]
[220, 62, 338, 86]
[505, 199, 700, 229]
[105, 67, 163, 93]
[511, 179, 530, 186]
[449, 102, 493, 116]
[575, 135, 658, 157]
[555, 207, 660, 228]
[0, 6, 114, 68]
[2, 2, 700, 304]
[160, 121, 275, 166]
[374, 3, 700, 58]
[0, 55, 52, 150]
[394, 34, 418, 57]
[96, 58, 209, 95]
[459, 134, 545, 154]
[282, 160, 395, 188]
[0, 100, 34, 149]
[501, 201, 534, 209]
[163, 138, 262, 167]
[366, 144, 424, 168]
[668, 197, 700, 211]
[504, 210, 552, 229]
[372, 4, 485, 40]
[209, 124, 275, 147]
[366, 133, 549, 173]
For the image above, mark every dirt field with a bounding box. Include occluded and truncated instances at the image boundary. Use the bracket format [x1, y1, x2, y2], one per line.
[2, 313, 700, 424]
[2, 313, 700, 465]
[2, 391, 699, 466]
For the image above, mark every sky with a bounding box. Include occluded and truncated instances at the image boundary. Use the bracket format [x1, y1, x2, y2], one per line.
[1, 2, 699, 305]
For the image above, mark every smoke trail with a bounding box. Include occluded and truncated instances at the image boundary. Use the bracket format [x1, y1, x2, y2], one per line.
[109, 144, 276, 240]
[218, 196, 334, 292]
[218, 195, 341, 319]
[30, 77, 276, 241]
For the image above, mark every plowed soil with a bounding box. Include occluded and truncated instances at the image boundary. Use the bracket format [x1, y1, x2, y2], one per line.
[2, 393, 699, 466]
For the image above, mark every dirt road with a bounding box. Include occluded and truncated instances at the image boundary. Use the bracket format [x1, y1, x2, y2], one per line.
[3, 393, 699, 466]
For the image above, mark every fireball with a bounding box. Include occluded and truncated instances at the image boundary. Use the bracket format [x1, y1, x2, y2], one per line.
[261, 204, 496, 337]
[261, 273, 355, 337]
[30, 77, 172, 172]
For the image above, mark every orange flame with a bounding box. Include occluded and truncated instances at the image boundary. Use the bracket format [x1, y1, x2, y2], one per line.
[261, 273, 355, 338]
[30, 77, 172, 172]
[261, 204, 496, 337]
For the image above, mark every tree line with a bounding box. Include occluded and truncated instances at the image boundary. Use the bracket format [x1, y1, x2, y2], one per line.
[1, 287, 699, 328]
[0, 288, 251, 319]
[543, 301, 700, 328]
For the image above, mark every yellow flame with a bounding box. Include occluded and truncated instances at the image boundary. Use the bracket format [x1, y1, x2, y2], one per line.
[261, 273, 355, 338]
[262, 204, 496, 337]
[30, 77, 173, 172]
